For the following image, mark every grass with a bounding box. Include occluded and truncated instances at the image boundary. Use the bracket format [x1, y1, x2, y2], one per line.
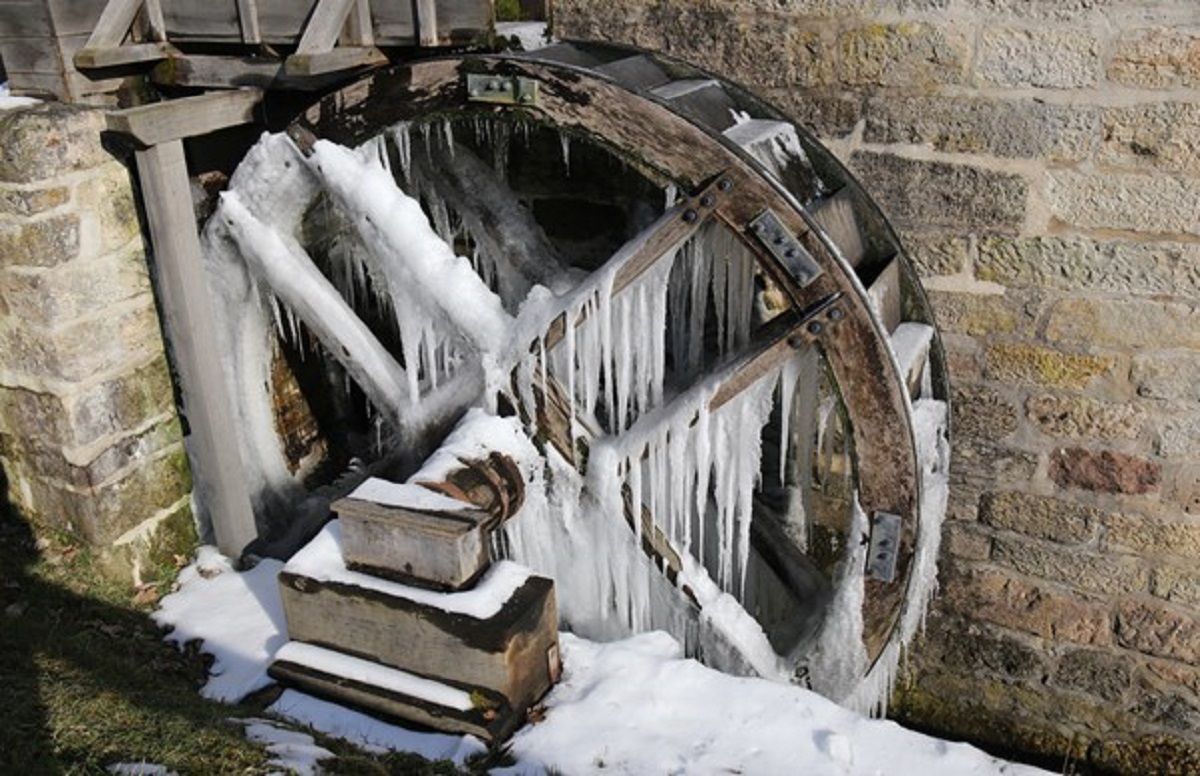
[0, 498, 508, 774]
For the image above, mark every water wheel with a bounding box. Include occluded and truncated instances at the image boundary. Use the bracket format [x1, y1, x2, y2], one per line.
[201, 41, 950, 712]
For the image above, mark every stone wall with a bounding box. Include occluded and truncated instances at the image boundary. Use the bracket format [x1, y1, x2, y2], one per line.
[0, 103, 194, 579]
[555, 0, 1200, 771]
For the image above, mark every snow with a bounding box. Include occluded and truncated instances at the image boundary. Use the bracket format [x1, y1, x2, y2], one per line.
[496, 22, 551, 53]
[107, 765, 177, 776]
[349, 479, 473, 511]
[0, 82, 39, 110]
[153, 544, 1050, 776]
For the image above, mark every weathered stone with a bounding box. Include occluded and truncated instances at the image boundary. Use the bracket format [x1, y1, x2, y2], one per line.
[976, 27, 1100, 88]
[1158, 415, 1200, 458]
[762, 88, 863, 139]
[0, 104, 112, 183]
[1152, 565, 1200, 607]
[992, 536, 1148, 596]
[1130, 676, 1200, 734]
[1116, 598, 1200, 663]
[951, 383, 1019, 440]
[977, 0, 1119, 21]
[1047, 170, 1200, 237]
[939, 332, 981, 382]
[1053, 648, 1130, 702]
[1100, 102, 1200, 176]
[1046, 297, 1200, 350]
[1049, 448, 1161, 495]
[1105, 514, 1200, 560]
[1090, 735, 1200, 776]
[1026, 393, 1145, 441]
[9, 416, 183, 492]
[976, 236, 1200, 298]
[1132, 352, 1200, 402]
[838, 22, 969, 88]
[0, 246, 152, 327]
[0, 185, 70, 217]
[0, 214, 80, 268]
[848, 151, 1027, 233]
[942, 522, 992, 560]
[978, 491, 1096, 544]
[864, 95, 1099, 161]
[950, 439, 1039, 520]
[984, 343, 1114, 390]
[1167, 466, 1200, 516]
[926, 617, 1044, 680]
[927, 290, 1025, 338]
[895, 230, 970, 277]
[75, 163, 141, 256]
[941, 566, 1111, 645]
[1108, 27, 1200, 89]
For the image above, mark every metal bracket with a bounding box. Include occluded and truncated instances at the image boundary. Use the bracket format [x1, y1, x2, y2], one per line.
[865, 511, 902, 583]
[466, 74, 539, 106]
[749, 209, 823, 287]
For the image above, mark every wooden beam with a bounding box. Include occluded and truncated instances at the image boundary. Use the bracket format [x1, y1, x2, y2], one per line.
[81, 0, 143, 49]
[343, 0, 374, 46]
[285, 46, 386, 76]
[415, 0, 439, 46]
[236, 0, 262, 44]
[295, 0, 356, 54]
[74, 41, 171, 70]
[106, 88, 262, 146]
[133, 141, 259, 559]
[142, 0, 166, 41]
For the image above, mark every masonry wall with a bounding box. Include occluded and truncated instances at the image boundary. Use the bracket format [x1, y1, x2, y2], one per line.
[555, 1, 1200, 771]
[0, 103, 194, 578]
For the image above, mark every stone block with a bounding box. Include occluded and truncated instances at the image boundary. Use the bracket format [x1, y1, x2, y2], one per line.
[976, 27, 1100, 88]
[951, 383, 1019, 440]
[1046, 297, 1200, 350]
[1053, 648, 1131, 702]
[1116, 598, 1200, 663]
[0, 213, 80, 268]
[925, 617, 1044, 681]
[1152, 565, 1200, 607]
[0, 185, 69, 217]
[1108, 28, 1200, 89]
[950, 439, 1039, 518]
[977, 236, 1200, 298]
[976, 0, 1119, 20]
[1047, 170, 1200, 237]
[1132, 352, 1200, 402]
[1026, 393, 1146, 441]
[1130, 675, 1200, 733]
[941, 566, 1111, 645]
[978, 490, 1097, 544]
[0, 104, 112, 183]
[927, 290, 1024, 338]
[838, 22, 969, 88]
[864, 95, 1099, 161]
[848, 151, 1027, 233]
[895, 230, 970, 277]
[74, 163, 141, 257]
[1158, 415, 1200, 458]
[1049, 448, 1161, 495]
[943, 522, 992, 561]
[10, 415, 183, 491]
[984, 343, 1114, 390]
[1099, 102, 1200, 176]
[763, 88, 863, 139]
[1091, 736, 1200, 776]
[992, 536, 1148, 596]
[1105, 514, 1200, 561]
[0, 245, 152, 327]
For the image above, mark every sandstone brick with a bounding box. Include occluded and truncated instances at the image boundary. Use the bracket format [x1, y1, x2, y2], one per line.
[0, 246, 152, 327]
[942, 566, 1111, 645]
[927, 618, 1044, 681]
[1116, 598, 1200, 663]
[1130, 675, 1200, 733]
[977, 0, 1119, 20]
[1091, 736, 1200, 776]
[943, 522, 992, 560]
[951, 439, 1039, 516]
[1026, 393, 1145, 441]
[848, 151, 1027, 233]
[928, 290, 1025, 338]
[1168, 466, 1200, 516]
[1054, 648, 1131, 702]
[0, 213, 80, 268]
[839, 22, 969, 88]
[1105, 514, 1200, 560]
[984, 343, 1114, 390]
[9, 416, 183, 492]
[0, 103, 112, 183]
[992, 536, 1148, 596]
[941, 333, 982, 382]
[1132, 352, 1200, 402]
[978, 490, 1097, 544]
[1047, 170, 1200, 237]
[864, 95, 1098, 161]
[1152, 565, 1200, 607]
[952, 383, 1019, 440]
[1049, 448, 1161, 495]
[1046, 297, 1200, 350]
[763, 88, 863, 139]
[1100, 102, 1200, 176]
[75, 163, 141, 256]
[1108, 27, 1200, 90]
[895, 230, 970, 277]
[1158, 415, 1200, 458]
[0, 185, 69, 217]
[976, 236, 1200, 298]
[976, 27, 1100, 88]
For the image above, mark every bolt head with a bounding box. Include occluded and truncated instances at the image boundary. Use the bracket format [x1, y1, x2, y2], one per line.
[828, 307, 845, 321]
[700, 194, 715, 207]
[683, 209, 699, 223]
[807, 321, 824, 335]
[718, 178, 733, 192]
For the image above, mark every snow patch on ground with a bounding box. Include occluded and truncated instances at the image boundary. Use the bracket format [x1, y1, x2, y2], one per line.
[238, 718, 334, 775]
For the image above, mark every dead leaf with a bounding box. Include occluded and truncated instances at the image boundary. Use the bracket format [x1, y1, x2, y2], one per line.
[526, 704, 547, 724]
[61, 546, 79, 562]
[132, 584, 160, 607]
[173, 553, 189, 569]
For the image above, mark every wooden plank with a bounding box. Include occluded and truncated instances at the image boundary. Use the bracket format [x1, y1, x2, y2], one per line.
[284, 45, 386, 76]
[342, 0, 374, 46]
[74, 41, 170, 69]
[106, 88, 262, 145]
[142, 0, 166, 40]
[45, 0, 107, 35]
[133, 140, 259, 559]
[235, 0, 262, 43]
[81, 0, 143, 49]
[0, 3, 53, 39]
[0, 36, 63, 74]
[279, 568, 560, 708]
[865, 255, 902, 333]
[149, 54, 353, 90]
[414, 0, 438, 46]
[295, 0, 355, 54]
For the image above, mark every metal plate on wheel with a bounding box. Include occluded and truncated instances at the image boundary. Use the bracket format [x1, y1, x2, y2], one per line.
[866, 511, 902, 583]
[466, 74, 539, 106]
[749, 209, 823, 287]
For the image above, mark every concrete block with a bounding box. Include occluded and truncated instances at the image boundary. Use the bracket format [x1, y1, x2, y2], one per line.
[979, 490, 1097, 544]
[1049, 448, 1161, 496]
[838, 22, 969, 88]
[1047, 170, 1200, 237]
[976, 27, 1100, 88]
[1108, 27, 1200, 89]
[984, 342, 1114, 390]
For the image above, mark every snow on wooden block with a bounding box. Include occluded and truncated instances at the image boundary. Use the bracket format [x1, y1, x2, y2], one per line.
[279, 524, 561, 713]
[269, 641, 522, 741]
[889, 322, 934, 398]
[335, 482, 491, 590]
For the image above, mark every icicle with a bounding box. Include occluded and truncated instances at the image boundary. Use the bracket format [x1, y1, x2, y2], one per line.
[560, 132, 571, 176]
[390, 122, 413, 181]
